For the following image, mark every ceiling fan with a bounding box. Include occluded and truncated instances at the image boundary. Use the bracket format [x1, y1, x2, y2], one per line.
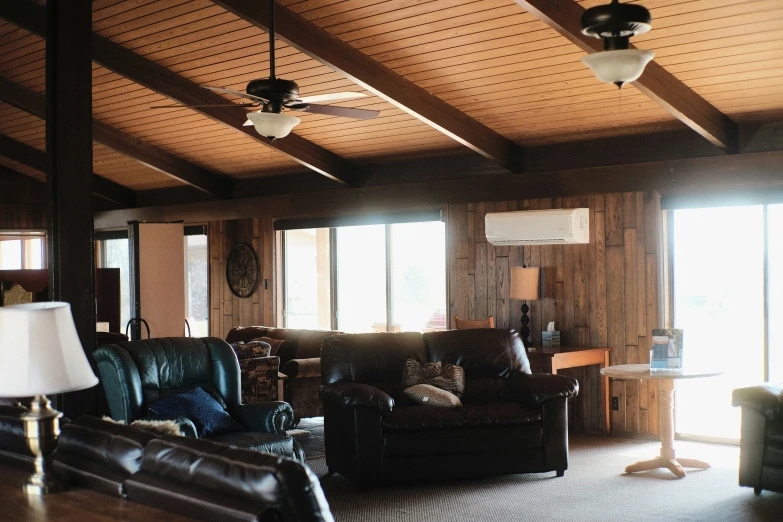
[152, 0, 379, 140]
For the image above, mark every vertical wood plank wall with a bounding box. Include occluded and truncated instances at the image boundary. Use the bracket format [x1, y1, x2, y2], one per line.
[447, 192, 663, 436]
[208, 191, 662, 436]
[0, 204, 46, 229]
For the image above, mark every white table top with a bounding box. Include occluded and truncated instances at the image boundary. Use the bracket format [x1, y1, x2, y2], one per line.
[600, 363, 722, 380]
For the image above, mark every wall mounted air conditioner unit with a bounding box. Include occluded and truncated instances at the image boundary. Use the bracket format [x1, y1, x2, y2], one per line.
[485, 208, 589, 246]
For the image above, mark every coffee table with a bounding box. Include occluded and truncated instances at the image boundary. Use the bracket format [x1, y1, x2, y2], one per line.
[600, 363, 722, 478]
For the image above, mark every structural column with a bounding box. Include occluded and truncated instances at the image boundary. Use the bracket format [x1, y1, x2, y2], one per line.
[46, 0, 96, 417]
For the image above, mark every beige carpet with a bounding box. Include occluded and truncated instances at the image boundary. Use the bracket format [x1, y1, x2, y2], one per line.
[304, 433, 783, 522]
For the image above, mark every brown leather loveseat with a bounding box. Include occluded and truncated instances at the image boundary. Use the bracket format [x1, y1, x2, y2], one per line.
[226, 326, 342, 424]
[319, 328, 579, 485]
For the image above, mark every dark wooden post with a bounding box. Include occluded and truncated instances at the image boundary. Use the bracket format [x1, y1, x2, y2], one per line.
[46, 0, 96, 417]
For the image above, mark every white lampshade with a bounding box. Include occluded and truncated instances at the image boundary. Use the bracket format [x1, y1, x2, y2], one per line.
[581, 49, 655, 87]
[247, 111, 301, 139]
[510, 267, 540, 300]
[0, 302, 98, 397]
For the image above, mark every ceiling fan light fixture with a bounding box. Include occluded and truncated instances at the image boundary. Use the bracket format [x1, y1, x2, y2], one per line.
[581, 48, 654, 88]
[247, 111, 301, 140]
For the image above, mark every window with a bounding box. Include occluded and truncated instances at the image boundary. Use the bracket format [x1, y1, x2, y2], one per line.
[670, 204, 781, 441]
[184, 229, 209, 337]
[283, 220, 446, 333]
[96, 235, 131, 332]
[0, 231, 46, 270]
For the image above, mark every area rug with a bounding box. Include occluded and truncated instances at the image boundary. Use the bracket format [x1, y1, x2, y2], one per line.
[306, 434, 783, 522]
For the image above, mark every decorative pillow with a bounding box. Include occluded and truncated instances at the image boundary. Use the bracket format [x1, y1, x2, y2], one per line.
[404, 384, 462, 408]
[402, 359, 465, 396]
[147, 387, 244, 438]
[255, 337, 288, 357]
[230, 340, 272, 359]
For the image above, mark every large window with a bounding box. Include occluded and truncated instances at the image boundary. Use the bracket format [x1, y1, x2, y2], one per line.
[283, 220, 446, 333]
[0, 231, 45, 270]
[184, 230, 209, 337]
[671, 204, 781, 441]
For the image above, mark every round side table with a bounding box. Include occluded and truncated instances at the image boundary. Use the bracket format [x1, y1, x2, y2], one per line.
[600, 363, 722, 478]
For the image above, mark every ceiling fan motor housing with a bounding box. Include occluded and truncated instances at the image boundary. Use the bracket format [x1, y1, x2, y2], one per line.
[581, 0, 651, 51]
[246, 78, 300, 112]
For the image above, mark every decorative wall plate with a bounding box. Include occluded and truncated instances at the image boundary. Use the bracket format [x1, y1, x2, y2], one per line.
[226, 243, 259, 298]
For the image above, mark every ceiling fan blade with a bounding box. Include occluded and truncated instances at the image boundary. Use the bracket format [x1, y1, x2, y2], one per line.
[300, 104, 379, 120]
[150, 102, 260, 109]
[296, 92, 367, 104]
[205, 86, 269, 103]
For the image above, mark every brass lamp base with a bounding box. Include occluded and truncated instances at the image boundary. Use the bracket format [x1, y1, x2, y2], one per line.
[21, 395, 64, 495]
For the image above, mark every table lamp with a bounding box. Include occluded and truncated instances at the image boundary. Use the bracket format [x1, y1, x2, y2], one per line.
[0, 302, 99, 494]
[510, 266, 540, 347]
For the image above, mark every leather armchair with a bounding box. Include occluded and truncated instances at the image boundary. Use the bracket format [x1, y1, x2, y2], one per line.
[319, 329, 578, 485]
[93, 337, 302, 461]
[733, 383, 783, 494]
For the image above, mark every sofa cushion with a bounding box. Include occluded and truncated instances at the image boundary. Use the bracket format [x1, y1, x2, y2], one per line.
[404, 384, 462, 409]
[422, 328, 531, 377]
[266, 328, 341, 361]
[382, 405, 464, 432]
[462, 403, 542, 427]
[383, 425, 543, 457]
[148, 387, 244, 438]
[225, 326, 270, 344]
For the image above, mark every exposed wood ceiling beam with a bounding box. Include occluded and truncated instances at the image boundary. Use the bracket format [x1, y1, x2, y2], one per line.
[512, 0, 739, 154]
[0, 77, 234, 199]
[0, 164, 38, 184]
[1, 1, 362, 187]
[211, 0, 525, 173]
[0, 134, 136, 207]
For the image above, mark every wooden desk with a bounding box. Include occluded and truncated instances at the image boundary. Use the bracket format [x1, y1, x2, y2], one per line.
[527, 346, 611, 435]
[0, 463, 195, 521]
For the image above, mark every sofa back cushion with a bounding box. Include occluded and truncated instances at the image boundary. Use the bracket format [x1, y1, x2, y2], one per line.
[321, 332, 427, 396]
[224, 326, 270, 344]
[422, 329, 530, 402]
[265, 328, 342, 362]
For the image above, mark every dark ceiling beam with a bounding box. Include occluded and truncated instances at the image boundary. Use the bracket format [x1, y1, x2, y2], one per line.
[0, 77, 233, 198]
[1, 1, 362, 187]
[211, 0, 525, 173]
[512, 0, 739, 154]
[0, 164, 41, 184]
[0, 134, 136, 207]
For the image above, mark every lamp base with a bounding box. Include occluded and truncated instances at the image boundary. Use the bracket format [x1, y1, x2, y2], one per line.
[21, 395, 64, 495]
[520, 302, 531, 347]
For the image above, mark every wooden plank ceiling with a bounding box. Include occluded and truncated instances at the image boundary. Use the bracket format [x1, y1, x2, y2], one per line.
[1, 0, 782, 200]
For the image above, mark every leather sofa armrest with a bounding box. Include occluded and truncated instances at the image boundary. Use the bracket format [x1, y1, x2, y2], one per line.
[319, 383, 394, 416]
[231, 401, 294, 434]
[503, 373, 579, 406]
[732, 383, 783, 417]
[282, 357, 321, 379]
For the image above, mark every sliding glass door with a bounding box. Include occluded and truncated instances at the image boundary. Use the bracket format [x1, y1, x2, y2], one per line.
[671, 205, 775, 441]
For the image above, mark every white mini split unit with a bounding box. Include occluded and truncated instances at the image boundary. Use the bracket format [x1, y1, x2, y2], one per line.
[485, 208, 590, 246]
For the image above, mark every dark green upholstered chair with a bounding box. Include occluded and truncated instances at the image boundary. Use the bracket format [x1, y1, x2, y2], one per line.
[93, 337, 302, 462]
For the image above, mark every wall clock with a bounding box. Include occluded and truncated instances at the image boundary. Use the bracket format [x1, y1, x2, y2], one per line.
[226, 243, 259, 298]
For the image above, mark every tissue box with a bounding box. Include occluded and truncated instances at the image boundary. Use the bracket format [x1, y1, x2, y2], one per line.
[541, 331, 561, 347]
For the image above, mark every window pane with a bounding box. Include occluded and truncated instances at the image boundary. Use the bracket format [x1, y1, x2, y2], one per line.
[390, 221, 446, 332]
[672, 206, 765, 440]
[336, 225, 386, 333]
[100, 239, 131, 333]
[285, 229, 332, 329]
[23, 238, 43, 269]
[0, 240, 22, 270]
[769, 204, 783, 382]
[185, 234, 209, 337]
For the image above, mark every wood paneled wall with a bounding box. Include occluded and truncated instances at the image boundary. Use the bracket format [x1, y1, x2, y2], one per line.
[208, 217, 274, 339]
[0, 203, 46, 229]
[446, 192, 663, 436]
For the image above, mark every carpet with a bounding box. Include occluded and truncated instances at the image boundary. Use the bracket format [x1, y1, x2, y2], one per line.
[305, 433, 783, 522]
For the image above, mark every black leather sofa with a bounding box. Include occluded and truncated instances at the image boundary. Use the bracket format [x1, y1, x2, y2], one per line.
[733, 383, 783, 494]
[319, 328, 579, 485]
[0, 413, 334, 522]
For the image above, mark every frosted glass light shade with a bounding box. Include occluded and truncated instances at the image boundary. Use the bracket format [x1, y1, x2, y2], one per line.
[247, 111, 301, 139]
[510, 267, 540, 300]
[581, 49, 655, 86]
[0, 302, 98, 396]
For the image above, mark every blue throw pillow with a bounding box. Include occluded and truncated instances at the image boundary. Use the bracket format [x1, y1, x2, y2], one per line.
[147, 386, 244, 438]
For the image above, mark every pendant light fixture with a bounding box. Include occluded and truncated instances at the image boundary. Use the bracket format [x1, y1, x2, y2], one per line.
[580, 0, 654, 88]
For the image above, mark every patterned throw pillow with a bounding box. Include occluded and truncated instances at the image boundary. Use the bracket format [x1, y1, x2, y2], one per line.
[402, 359, 465, 396]
[255, 337, 288, 357]
[404, 384, 462, 408]
[230, 340, 272, 360]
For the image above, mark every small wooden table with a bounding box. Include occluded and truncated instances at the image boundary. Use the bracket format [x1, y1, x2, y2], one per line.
[600, 363, 722, 478]
[527, 346, 611, 434]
